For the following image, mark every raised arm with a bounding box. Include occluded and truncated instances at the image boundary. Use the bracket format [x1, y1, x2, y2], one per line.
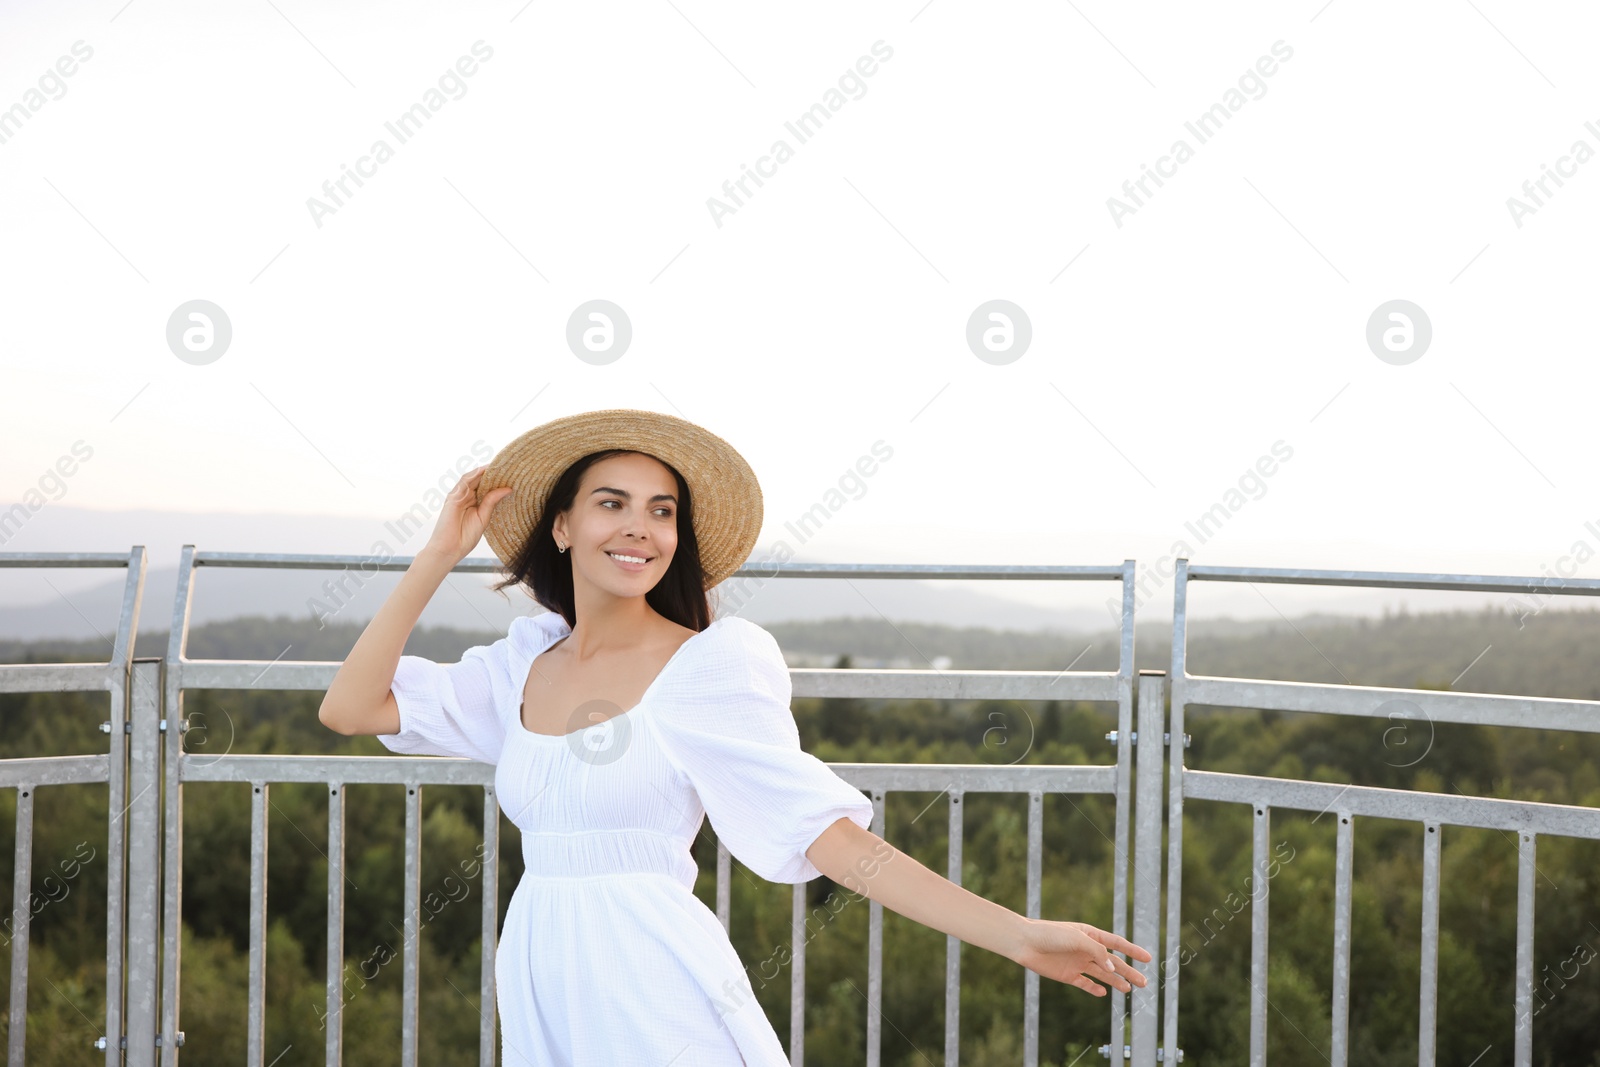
[805, 817, 1153, 997]
[318, 465, 511, 736]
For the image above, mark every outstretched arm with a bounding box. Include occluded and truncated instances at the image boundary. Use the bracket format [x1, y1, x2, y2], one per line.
[805, 816, 1152, 997]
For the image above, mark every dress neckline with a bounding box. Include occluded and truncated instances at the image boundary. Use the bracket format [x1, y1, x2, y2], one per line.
[511, 615, 730, 744]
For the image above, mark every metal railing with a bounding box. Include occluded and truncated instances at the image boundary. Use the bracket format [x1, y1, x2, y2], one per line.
[1134, 560, 1600, 1067]
[7, 549, 1593, 1064]
[721, 561, 1140, 1066]
[155, 551, 1140, 1067]
[161, 547, 506, 1067]
[0, 549, 147, 1067]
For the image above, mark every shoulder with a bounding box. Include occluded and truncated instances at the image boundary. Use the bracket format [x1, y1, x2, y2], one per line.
[705, 615, 785, 663]
[651, 617, 800, 739]
[662, 615, 790, 704]
[508, 611, 571, 656]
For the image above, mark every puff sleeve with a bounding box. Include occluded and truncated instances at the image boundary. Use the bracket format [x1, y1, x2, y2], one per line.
[376, 636, 511, 765]
[649, 617, 875, 884]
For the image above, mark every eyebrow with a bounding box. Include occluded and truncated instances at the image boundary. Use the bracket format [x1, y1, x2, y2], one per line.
[590, 486, 677, 505]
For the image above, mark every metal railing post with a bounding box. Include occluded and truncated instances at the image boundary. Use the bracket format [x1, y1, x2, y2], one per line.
[125, 658, 164, 1066]
[1129, 671, 1166, 1065]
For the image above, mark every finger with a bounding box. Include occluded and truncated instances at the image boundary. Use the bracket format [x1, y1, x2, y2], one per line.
[1106, 954, 1148, 989]
[1094, 957, 1133, 994]
[1067, 973, 1106, 997]
[1088, 928, 1154, 963]
[1118, 958, 1149, 989]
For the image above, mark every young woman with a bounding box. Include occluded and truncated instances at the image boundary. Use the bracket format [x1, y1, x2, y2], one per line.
[319, 408, 1151, 1066]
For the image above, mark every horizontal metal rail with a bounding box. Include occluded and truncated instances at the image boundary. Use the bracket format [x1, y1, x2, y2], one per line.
[1185, 771, 1600, 839]
[171, 660, 1124, 704]
[1183, 563, 1600, 596]
[180, 753, 495, 786]
[1185, 676, 1600, 734]
[0, 753, 110, 788]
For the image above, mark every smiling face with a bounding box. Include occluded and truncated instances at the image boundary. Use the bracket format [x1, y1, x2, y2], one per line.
[551, 451, 681, 598]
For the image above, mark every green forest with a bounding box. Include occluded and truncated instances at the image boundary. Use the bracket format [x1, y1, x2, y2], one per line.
[0, 602, 1596, 1065]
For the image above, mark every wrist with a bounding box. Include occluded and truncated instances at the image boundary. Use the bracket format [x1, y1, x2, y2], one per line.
[1005, 913, 1034, 962]
[408, 548, 459, 578]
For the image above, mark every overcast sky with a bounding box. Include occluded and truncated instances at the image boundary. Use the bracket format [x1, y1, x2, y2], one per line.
[4, 1, 1597, 625]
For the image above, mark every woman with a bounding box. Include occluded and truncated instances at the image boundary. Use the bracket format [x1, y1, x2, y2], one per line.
[319, 408, 1151, 1065]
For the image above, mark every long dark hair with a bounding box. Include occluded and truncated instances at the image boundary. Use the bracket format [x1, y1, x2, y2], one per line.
[489, 449, 713, 631]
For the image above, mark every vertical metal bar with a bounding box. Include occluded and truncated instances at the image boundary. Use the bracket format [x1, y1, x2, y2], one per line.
[1131, 671, 1165, 1066]
[161, 545, 195, 1067]
[9, 784, 35, 1065]
[1514, 832, 1535, 1067]
[1162, 561, 1190, 1066]
[480, 788, 499, 1067]
[1419, 821, 1441, 1067]
[1110, 561, 1136, 1057]
[401, 784, 421, 1067]
[1024, 789, 1042, 1067]
[127, 659, 163, 1067]
[159, 655, 183, 1067]
[247, 781, 268, 1067]
[790, 881, 806, 1066]
[1249, 804, 1270, 1066]
[325, 782, 345, 1065]
[110, 546, 146, 1067]
[866, 790, 884, 1067]
[105, 674, 129, 1067]
[945, 790, 963, 1067]
[1331, 813, 1354, 1067]
[717, 840, 731, 934]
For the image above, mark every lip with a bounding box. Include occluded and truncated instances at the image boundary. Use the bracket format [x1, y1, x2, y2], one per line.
[606, 550, 653, 572]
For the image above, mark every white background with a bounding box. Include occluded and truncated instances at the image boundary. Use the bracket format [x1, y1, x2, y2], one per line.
[2, 0, 1596, 625]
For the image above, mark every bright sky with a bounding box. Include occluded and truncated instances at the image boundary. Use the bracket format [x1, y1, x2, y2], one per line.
[4, 1, 1598, 624]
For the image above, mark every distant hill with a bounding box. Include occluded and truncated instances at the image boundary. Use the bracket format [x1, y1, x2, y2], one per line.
[3, 602, 1596, 703]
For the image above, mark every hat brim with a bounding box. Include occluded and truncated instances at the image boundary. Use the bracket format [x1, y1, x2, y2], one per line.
[475, 408, 763, 591]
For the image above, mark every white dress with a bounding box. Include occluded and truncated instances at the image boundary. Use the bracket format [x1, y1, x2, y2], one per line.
[376, 611, 875, 1066]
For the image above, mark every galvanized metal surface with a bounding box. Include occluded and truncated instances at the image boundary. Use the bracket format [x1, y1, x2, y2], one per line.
[401, 785, 421, 1067]
[1250, 805, 1269, 1067]
[946, 788, 964, 1066]
[0, 550, 1150, 1065]
[1515, 833, 1536, 1067]
[478, 787, 499, 1067]
[790, 878, 807, 1066]
[1331, 813, 1353, 1067]
[1420, 821, 1440, 1066]
[247, 781, 268, 1067]
[1168, 559, 1600, 1067]
[1185, 675, 1600, 735]
[37, 552, 1600, 1064]
[1184, 771, 1600, 839]
[180, 753, 496, 786]
[0, 753, 108, 788]
[9, 782, 33, 1064]
[325, 782, 345, 1065]
[867, 789, 886, 1067]
[127, 660, 163, 1067]
[0, 548, 144, 1065]
[1130, 672, 1164, 1066]
[1024, 790, 1046, 1063]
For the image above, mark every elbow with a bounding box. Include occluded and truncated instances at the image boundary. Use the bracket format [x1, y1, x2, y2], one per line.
[318, 701, 352, 736]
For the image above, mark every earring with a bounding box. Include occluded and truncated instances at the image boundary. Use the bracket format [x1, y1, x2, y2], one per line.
[557, 542, 567, 553]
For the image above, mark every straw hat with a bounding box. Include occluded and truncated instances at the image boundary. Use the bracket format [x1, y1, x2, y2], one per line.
[475, 408, 763, 589]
